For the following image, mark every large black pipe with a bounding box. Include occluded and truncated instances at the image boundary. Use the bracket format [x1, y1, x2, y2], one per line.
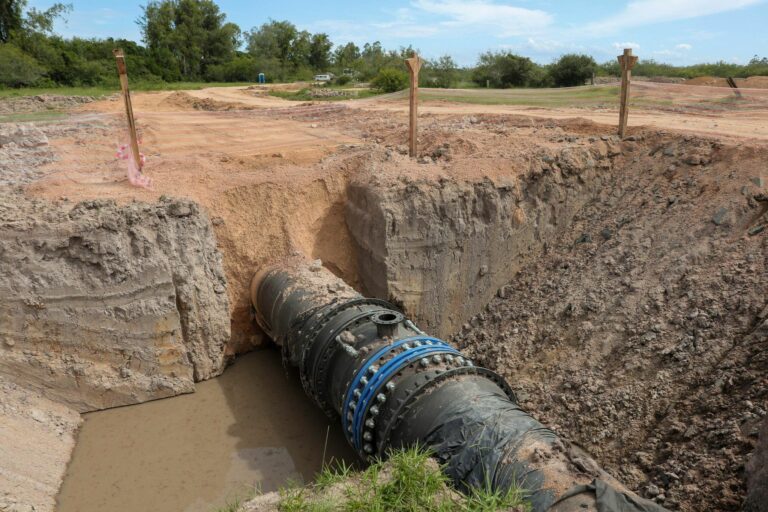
[251, 259, 666, 512]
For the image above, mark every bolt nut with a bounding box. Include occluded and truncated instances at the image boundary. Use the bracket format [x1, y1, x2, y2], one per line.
[350, 401, 357, 410]
[386, 382, 396, 392]
[402, 343, 411, 350]
[363, 431, 373, 441]
[413, 341, 422, 347]
[365, 418, 375, 428]
[377, 393, 387, 403]
[361, 376, 368, 385]
[420, 358, 429, 367]
[354, 389, 361, 398]
[446, 355, 454, 363]
[432, 355, 442, 364]
[364, 444, 373, 454]
[370, 406, 379, 416]
[369, 365, 378, 374]
[347, 425, 353, 433]
[466, 360, 474, 366]
[457, 357, 465, 365]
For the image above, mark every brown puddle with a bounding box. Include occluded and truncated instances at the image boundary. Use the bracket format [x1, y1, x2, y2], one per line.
[56, 350, 357, 512]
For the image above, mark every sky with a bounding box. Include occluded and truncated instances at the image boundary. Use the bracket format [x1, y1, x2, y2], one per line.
[28, 0, 768, 66]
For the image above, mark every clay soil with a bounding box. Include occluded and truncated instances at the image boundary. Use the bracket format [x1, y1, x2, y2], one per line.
[2, 84, 766, 511]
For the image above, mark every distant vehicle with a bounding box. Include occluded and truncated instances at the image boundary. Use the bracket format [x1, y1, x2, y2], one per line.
[313, 74, 333, 82]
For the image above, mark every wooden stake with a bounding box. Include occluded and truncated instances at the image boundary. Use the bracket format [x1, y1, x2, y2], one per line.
[617, 48, 638, 138]
[405, 54, 423, 158]
[113, 48, 142, 173]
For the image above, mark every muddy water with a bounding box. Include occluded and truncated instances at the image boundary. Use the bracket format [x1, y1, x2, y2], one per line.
[56, 350, 356, 512]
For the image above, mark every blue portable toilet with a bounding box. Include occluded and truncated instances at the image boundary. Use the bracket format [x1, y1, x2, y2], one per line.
[258, 73, 266, 84]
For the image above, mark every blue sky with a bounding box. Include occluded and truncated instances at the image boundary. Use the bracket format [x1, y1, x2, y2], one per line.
[29, 0, 768, 65]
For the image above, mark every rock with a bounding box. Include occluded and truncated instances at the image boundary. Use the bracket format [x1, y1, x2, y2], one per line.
[751, 176, 765, 188]
[479, 265, 489, 276]
[575, 233, 592, 244]
[646, 484, 661, 497]
[748, 225, 766, 236]
[600, 228, 613, 240]
[711, 207, 731, 226]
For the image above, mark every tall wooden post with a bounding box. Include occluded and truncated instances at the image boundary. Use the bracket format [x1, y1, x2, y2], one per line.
[405, 54, 423, 158]
[617, 48, 638, 138]
[113, 48, 143, 173]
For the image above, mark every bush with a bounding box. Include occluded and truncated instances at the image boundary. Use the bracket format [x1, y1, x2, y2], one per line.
[371, 67, 408, 92]
[335, 74, 352, 86]
[549, 54, 597, 87]
[472, 51, 537, 88]
[0, 44, 44, 87]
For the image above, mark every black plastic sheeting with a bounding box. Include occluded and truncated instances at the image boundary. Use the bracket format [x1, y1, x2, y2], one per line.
[554, 480, 669, 512]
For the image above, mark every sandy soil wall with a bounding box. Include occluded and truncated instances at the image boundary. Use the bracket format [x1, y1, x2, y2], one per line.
[347, 136, 622, 337]
[0, 193, 230, 412]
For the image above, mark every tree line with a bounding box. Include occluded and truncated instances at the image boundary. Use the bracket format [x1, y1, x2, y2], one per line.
[1, 0, 766, 90]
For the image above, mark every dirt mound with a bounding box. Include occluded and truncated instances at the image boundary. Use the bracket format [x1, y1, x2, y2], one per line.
[160, 91, 257, 111]
[0, 94, 97, 114]
[743, 76, 768, 89]
[684, 76, 768, 89]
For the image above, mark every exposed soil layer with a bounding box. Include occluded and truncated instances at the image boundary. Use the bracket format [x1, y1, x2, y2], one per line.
[438, 135, 767, 511]
[0, 192, 229, 411]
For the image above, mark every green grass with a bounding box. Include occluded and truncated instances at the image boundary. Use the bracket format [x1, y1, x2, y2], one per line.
[0, 82, 254, 99]
[213, 486, 260, 512]
[417, 85, 621, 108]
[276, 447, 529, 512]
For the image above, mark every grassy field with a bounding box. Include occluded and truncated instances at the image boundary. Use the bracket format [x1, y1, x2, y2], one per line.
[416, 85, 622, 107]
[0, 82, 254, 99]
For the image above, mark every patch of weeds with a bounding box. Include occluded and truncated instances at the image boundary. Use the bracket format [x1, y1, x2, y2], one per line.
[463, 475, 530, 512]
[214, 485, 259, 512]
[315, 459, 354, 490]
[276, 446, 530, 512]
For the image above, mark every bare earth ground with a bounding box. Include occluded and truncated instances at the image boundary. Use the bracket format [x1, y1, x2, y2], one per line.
[1, 83, 766, 511]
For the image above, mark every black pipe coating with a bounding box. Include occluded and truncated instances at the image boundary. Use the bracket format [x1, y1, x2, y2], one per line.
[251, 260, 667, 512]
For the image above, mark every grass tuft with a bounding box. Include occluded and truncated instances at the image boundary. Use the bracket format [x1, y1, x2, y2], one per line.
[274, 446, 529, 512]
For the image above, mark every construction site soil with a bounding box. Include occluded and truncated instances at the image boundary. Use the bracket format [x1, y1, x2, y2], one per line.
[0, 86, 766, 512]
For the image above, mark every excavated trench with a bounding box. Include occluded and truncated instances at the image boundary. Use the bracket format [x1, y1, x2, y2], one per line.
[1, 118, 766, 512]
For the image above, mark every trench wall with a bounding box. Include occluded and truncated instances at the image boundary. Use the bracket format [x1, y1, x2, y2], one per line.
[0, 194, 230, 412]
[346, 138, 620, 337]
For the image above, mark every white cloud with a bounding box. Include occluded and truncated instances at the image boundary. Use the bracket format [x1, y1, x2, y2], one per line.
[585, 0, 765, 35]
[612, 41, 641, 50]
[412, 0, 553, 36]
[675, 43, 693, 50]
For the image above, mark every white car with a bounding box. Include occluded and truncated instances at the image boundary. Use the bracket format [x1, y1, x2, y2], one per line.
[313, 74, 332, 82]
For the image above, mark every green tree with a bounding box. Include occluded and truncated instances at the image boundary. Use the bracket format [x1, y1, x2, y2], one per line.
[422, 55, 457, 88]
[333, 41, 360, 71]
[472, 51, 536, 88]
[0, 43, 43, 86]
[549, 54, 597, 87]
[0, 0, 24, 42]
[138, 0, 240, 81]
[308, 32, 331, 71]
[246, 20, 296, 63]
[371, 67, 408, 92]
